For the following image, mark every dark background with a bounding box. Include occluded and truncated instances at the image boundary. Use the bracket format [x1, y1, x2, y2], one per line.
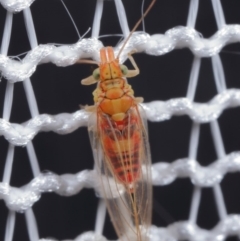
[0, 0, 240, 240]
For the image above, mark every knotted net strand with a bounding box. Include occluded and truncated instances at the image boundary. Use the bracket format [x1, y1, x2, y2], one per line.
[0, 0, 240, 240]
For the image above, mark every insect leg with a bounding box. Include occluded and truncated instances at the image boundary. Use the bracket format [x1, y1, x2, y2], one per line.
[135, 97, 144, 104]
[81, 75, 98, 85]
[85, 105, 96, 112]
[126, 53, 140, 78]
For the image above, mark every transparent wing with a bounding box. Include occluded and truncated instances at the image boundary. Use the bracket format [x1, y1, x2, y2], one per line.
[88, 105, 152, 241]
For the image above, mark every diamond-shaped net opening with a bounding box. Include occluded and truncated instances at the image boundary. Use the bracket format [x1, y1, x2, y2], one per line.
[0, 0, 240, 240]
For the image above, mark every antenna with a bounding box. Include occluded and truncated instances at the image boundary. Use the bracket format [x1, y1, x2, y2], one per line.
[116, 0, 156, 59]
[60, 0, 81, 40]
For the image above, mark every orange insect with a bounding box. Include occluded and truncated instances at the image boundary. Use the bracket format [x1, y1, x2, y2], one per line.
[80, 1, 155, 240]
[83, 46, 152, 241]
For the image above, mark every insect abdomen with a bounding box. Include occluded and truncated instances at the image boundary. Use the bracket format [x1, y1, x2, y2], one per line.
[106, 141, 141, 184]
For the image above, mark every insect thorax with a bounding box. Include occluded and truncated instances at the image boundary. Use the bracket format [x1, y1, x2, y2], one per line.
[93, 78, 135, 121]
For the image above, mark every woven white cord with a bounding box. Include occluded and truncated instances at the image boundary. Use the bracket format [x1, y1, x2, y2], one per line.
[4, 211, 15, 241]
[0, 151, 239, 212]
[25, 208, 39, 241]
[95, 199, 107, 235]
[1, 64, 14, 241]
[186, 0, 202, 225]
[1, 12, 13, 122]
[114, 0, 130, 38]
[1, 12, 12, 56]
[22, 7, 40, 177]
[188, 121, 201, 224]
[186, 57, 201, 101]
[211, 0, 226, 29]
[0, 89, 239, 146]
[0, 170, 96, 212]
[1, 11, 15, 196]
[21, 7, 41, 240]
[209, 0, 227, 221]
[189, 185, 201, 224]
[1, 25, 240, 82]
[11, 215, 240, 241]
[2, 144, 14, 183]
[0, 0, 35, 12]
[186, 0, 199, 28]
[92, 0, 104, 38]
[143, 89, 240, 123]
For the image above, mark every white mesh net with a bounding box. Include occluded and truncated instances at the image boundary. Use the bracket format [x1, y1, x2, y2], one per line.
[0, 0, 240, 240]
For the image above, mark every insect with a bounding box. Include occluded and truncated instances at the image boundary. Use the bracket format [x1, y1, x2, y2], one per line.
[80, 1, 155, 240]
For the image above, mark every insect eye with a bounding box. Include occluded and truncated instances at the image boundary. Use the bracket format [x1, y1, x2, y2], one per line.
[120, 65, 128, 75]
[93, 68, 100, 80]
